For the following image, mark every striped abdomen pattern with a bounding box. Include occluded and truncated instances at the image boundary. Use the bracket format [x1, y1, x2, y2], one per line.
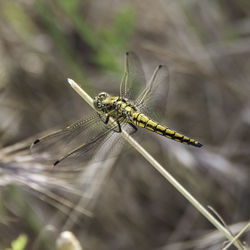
[102, 96, 202, 148]
[131, 112, 202, 147]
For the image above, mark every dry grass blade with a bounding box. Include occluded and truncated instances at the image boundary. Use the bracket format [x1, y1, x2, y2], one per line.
[0, 138, 93, 217]
[222, 222, 250, 250]
[161, 221, 250, 250]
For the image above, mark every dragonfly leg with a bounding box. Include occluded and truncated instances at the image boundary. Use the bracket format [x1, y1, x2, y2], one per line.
[128, 122, 137, 135]
[98, 113, 110, 124]
[98, 113, 121, 133]
[112, 120, 122, 133]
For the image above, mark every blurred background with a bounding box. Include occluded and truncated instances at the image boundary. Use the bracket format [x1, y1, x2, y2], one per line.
[0, 0, 249, 249]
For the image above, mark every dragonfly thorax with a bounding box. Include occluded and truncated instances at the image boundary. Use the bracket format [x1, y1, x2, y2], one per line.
[93, 91, 138, 119]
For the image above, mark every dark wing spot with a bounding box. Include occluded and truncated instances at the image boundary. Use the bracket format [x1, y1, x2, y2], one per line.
[54, 160, 60, 166]
[34, 139, 40, 144]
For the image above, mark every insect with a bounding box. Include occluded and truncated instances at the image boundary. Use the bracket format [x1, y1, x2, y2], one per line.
[31, 52, 202, 166]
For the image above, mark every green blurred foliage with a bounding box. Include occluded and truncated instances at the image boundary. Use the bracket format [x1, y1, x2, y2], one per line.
[2, 1, 38, 40]
[35, 0, 134, 81]
[96, 7, 135, 71]
[6, 234, 27, 250]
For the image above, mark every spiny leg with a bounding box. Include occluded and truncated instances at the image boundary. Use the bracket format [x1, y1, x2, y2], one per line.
[98, 112, 122, 133]
[98, 113, 110, 124]
[128, 122, 137, 135]
[112, 120, 122, 133]
[108, 114, 124, 133]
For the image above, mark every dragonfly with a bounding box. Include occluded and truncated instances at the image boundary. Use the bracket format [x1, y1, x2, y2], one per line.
[31, 52, 202, 167]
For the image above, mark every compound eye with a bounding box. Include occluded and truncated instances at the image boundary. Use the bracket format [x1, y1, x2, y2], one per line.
[98, 92, 108, 100]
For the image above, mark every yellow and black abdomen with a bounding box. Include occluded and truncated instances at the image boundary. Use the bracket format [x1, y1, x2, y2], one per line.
[132, 112, 202, 147]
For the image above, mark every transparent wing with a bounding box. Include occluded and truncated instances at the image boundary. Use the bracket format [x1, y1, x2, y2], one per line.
[135, 65, 170, 116]
[55, 117, 136, 167]
[52, 125, 116, 167]
[62, 127, 127, 228]
[120, 51, 146, 100]
[30, 113, 109, 163]
[30, 112, 125, 166]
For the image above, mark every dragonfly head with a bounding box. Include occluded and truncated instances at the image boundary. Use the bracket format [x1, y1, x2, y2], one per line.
[93, 92, 110, 111]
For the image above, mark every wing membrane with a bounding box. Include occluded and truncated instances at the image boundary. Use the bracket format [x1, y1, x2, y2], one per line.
[53, 126, 115, 166]
[120, 51, 146, 100]
[120, 53, 169, 117]
[30, 114, 108, 162]
[136, 65, 169, 116]
[31, 113, 127, 166]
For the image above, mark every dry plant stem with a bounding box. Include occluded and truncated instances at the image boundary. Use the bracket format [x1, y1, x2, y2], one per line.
[67, 78, 243, 250]
[222, 221, 250, 250]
